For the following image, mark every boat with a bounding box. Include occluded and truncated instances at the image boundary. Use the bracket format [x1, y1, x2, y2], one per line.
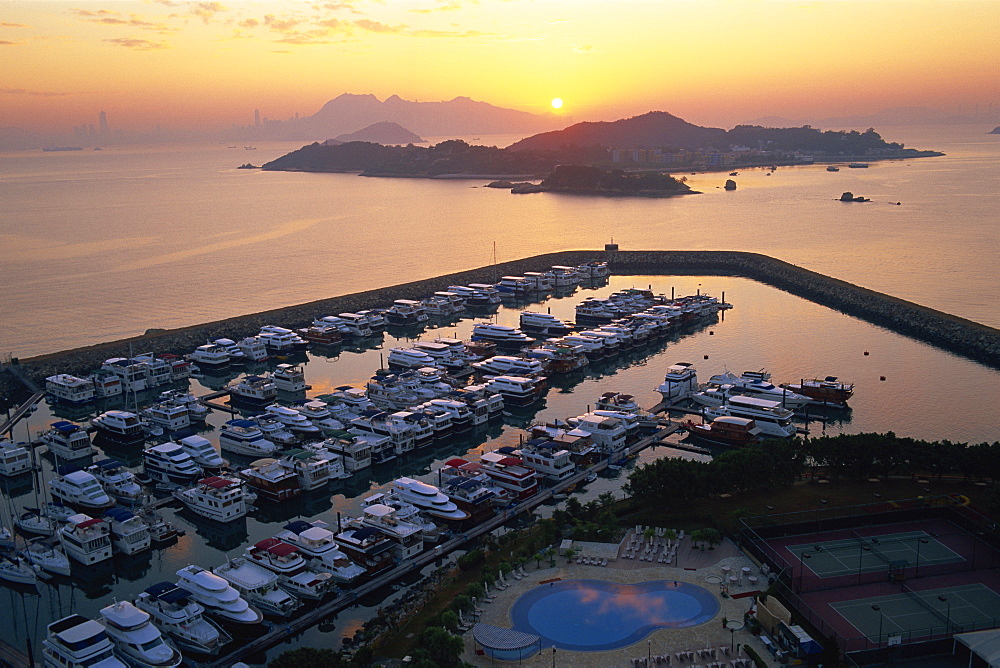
[141, 401, 191, 432]
[699, 370, 812, 409]
[21, 538, 71, 576]
[240, 458, 301, 503]
[387, 477, 470, 522]
[684, 416, 762, 447]
[362, 493, 442, 542]
[336, 312, 375, 337]
[227, 375, 278, 409]
[296, 324, 343, 346]
[656, 362, 699, 402]
[496, 276, 533, 296]
[0, 552, 40, 585]
[826, 165, 840, 172]
[143, 442, 203, 485]
[0, 438, 31, 476]
[420, 398, 474, 433]
[175, 564, 263, 626]
[15, 506, 61, 537]
[575, 260, 610, 279]
[352, 504, 424, 561]
[139, 509, 182, 544]
[49, 469, 116, 512]
[265, 404, 319, 434]
[98, 600, 183, 668]
[349, 411, 416, 458]
[482, 375, 547, 407]
[213, 558, 301, 618]
[58, 513, 113, 565]
[177, 434, 227, 470]
[295, 399, 350, 434]
[471, 355, 545, 377]
[524, 344, 589, 374]
[134, 582, 233, 657]
[173, 476, 251, 522]
[45, 374, 97, 404]
[271, 363, 309, 393]
[103, 507, 151, 555]
[218, 419, 279, 457]
[257, 325, 308, 352]
[471, 323, 534, 350]
[158, 389, 209, 423]
[237, 336, 269, 361]
[249, 415, 298, 447]
[446, 284, 500, 306]
[701, 396, 798, 438]
[477, 452, 539, 501]
[594, 392, 659, 429]
[575, 299, 628, 324]
[519, 311, 574, 336]
[188, 343, 230, 369]
[385, 299, 429, 326]
[355, 309, 387, 330]
[211, 338, 247, 365]
[550, 265, 580, 286]
[780, 376, 855, 407]
[386, 347, 439, 371]
[42, 614, 128, 668]
[318, 431, 375, 473]
[848, 162, 869, 168]
[421, 294, 459, 317]
[86, 459, 144, 505]
[245, 538, 336, 600]
[556, 334, 606, 360]
[275, 520, 367, 583]
[278, 449, 332, 490]
[566, 412, 629, 458]
[91, 411, 146, 450]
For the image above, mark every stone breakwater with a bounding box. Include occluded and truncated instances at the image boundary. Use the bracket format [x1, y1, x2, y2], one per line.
[5, 250, 999, 394]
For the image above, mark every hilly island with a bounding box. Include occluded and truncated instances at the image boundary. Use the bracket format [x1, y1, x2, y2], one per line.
[262, 110, 942, 195]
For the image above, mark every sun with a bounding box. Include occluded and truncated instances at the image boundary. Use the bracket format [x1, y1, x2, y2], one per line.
[551, 98, 564, 109]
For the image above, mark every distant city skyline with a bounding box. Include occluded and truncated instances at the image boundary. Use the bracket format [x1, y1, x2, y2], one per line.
[2, 0, 999, 134]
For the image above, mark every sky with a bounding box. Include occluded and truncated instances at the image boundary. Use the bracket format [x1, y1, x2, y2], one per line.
[2, 0, 999, 133]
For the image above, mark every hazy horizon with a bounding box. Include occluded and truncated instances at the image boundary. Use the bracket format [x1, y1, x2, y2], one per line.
[3, 0, 999, 136]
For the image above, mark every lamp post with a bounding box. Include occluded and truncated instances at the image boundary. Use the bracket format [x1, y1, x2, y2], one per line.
[915, 537, 929, 577]
[798, 551, 812, 592]
[551, 646, 555, 668]
[648, 639, 651, 663]
[871, 604, 884, 647]
[938, 595, 951, 635]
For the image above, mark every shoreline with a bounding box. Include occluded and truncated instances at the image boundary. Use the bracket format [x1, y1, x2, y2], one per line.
[4, 249, 998, 395]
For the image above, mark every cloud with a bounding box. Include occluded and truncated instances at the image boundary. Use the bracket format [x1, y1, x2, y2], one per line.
[316, 1, 362, 12]
[238, 18, 259, 28]
[0, 88, 76, 97]
[263, 14, 302, 32]
[573, 44, 593, 53]
[354, 19, 403, 33]
[408, 28, 488, 38]
[190, 1, 227, 24]
[0, 40, 18, 45]
[0, 22, 30, 28]
[71, 8, 171, 31]
[103, 37, 169, 50]
[411, 0, 467, 13]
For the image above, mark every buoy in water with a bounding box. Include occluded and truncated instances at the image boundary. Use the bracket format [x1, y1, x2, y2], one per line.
[864, 351, 870, 356]
[880, 375, 886, 381]
[709, 331, 714, 335]
[704, 355, 709, 359]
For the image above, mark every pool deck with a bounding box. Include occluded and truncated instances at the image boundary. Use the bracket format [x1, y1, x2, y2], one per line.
[462, 538, 781, 667]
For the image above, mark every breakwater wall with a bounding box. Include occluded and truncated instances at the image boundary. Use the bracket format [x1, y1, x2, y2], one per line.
[5, 250, 999, 394]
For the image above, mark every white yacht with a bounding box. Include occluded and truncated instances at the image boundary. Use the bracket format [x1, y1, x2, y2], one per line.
[15, 507, 59, 537]
[471, 323, 534, 349]
[421, 294, 459, 317]
[178, 434, 227, 470]
[88, 370, 124, 398]
[349, 412, 415, 459]
[98, 600, 183, 668]
[257, 325, 308, 352]
[87, 459, 143, 505]
[567, 412, 630, 458]
[496, 276, 533, 296]
[213, 558, 301, 619]
[158, 389, 209, 423]
[0, 553, 39, 586]
[46, 374, 97, 404]
[22, 538, 72, 576]
[420, 398, 474, 433]
[135, 582, 232, 657]
[482, 375, 547, 407]
[471, 355, 545, 377]
[387, 347, 439, 371]
[173, 476, 250, 522]
[700, 371, 812, 409]
[237, 336, 269, 361]
[363, 492, 442, 542]
[103, 507, 151, 555]
[58, 514, 113, 565]
[278, 449, 332, 490]
[0, 438, 31, 476]
[355, 309, 386, 330]
[295, 400, 347, 434]
[519, 311, 574, 336]
[188, 343, 230, 369]
[175, 564, 263, 626]
[212, 338, 247, 364]
[387, 477, 470, 522]
[141, 402, 191, 432]
[657, 362, 699, 402]
[318, 432, 374, 473]
[249, 416, 298, 447]
[42, 614, 127, 668]
[91, 411, 146, 449]
[366, 374, 421, 410]
[702, 396, 799, 438]
[245, 538, 336, 600]
[265, 404, 319, 434]
[49, 469, 115, 512]
[550, 265, 580, 286]
[240, 458, 301, 503]
[337, 312, 375, 337]
[558, 334, 607, 359]
[522, 271, 555, 291]
[218, 419, 280, 457]
[143, 442, 203, 485]
[576, 260, 610, 278]
[353, 503, 424, 561]
[228, 375, 278, 408]
[275, 520, 367, 583]
[385, 299, 428, 326]
[272, 363, 309, 393]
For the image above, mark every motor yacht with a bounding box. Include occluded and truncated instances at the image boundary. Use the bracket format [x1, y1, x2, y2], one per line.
[139, 509, 182, 545]
[272, 363, 309, 393]
[49, 469, 115, 512]
[275, 520, 367, 583]
[482, 375, 547, 407]
[420, 294, 459, 317]
[366, 374, 421, 410]
[173, 476, 251, 522]
[388, 477, 470, 522]
[249, 415, 299, 447]
[575, 299, 627, 324]
[385, 299, 428, 326]
[158, 389, 209, 423]
[472, 355, 545, 377]
[780, 376, 855, 407]
[227, 375, 278, 409]
[245, 538, 336, 600]
[240, 458, 301, 503]
[210, 338, 247, 365]
[218, 419, 280, 457]
[702, 396, 799, 438]
[363, 492, 442, 542]
[257, 325, 308, 352]
[525, 342, 589, 374]
[86, 370, 123, 398]
[399, 408, 441, 445]
[387, 347, 439, 371]
[237, 336, 269, 361]
[188, 343, 230, 369]
[91, 411, 146, 450]
[178, 434, 227, 470]
[349, 411, 416, 458]
[521, 271, 555, 292]
[355, 309, 386, 331]
[102, 507, 152, 555]
[701, 370, 811, 409]
[656, 362, 699, 402]
[134, 582, 232, 657]
[141, 402, 191, 433]
[0, 438, 31, 476]
[317, 432, 375, 473]
[337, 312, 375, 337]
[556, 334, 606, 360]
[42, 614, 127, 668]
[471, 323, 534, 350]
[213, 558, 301, 619]
[352, 503, 424, 561]
[575, 260, 610, 279]
[684, 416, 761, 447]
[294, 400, 347, 434]
[550, 265, 580, 286]
[496, 276, 533, 296]
[566, 412, 630, 458]
[143, 442, 203, 485]
[21, 538, 71, 576]
[265, 404, 319, 434]
[175, 564, 263, 626]
[97, 600, 183, 668]
[519, 311, 574, 336]
[58, 513, 113, 565]
[278, 449, 332, 491]
[297, 324, 343, 346]
[86, 459, 143, 505]
[45, 374, 97, 404]
[476, 452, 539, 501]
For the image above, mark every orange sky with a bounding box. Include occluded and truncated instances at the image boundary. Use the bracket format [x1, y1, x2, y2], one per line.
[2, 0, 999, 133]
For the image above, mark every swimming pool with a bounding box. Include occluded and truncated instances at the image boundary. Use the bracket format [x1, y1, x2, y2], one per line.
[509, 579, 720, 651]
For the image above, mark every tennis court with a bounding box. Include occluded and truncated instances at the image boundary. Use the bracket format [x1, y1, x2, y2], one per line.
[831, 583, 1000, 643]
[787, 530, 963, 579]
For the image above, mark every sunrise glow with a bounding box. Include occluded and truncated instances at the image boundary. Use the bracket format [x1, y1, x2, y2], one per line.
[552, 98, 564, 110]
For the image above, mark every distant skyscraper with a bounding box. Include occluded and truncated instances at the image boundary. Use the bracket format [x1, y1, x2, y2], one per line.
[99, 111, 108, 135]
[254, 109, 261, 128]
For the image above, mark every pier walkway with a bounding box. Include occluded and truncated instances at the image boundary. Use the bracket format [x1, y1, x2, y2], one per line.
[1, 364, 45, 436]
[208, 423, 677, 666]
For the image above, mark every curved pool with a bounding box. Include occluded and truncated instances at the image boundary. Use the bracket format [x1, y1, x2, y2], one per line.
[510, 579, 719, 651]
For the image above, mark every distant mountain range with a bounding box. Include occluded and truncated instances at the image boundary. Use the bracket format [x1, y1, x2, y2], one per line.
[327, 121, 425, 145]
[507, 111, 726, 151]
[748, 106, 976, 128]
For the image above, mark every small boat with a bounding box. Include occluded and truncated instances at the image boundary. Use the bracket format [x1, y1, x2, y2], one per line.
[213, 558, 301, 619]
[103, 507, 152, 555]
[58, 514, 113, 565]
[139, 509, 182, 544]
[49, 469, 116, 512]
[0, 552, 40, 585]
[826, 165, 840, 172]
[848, 162, 869, 168]
[40, 420, 95, 461]
[684, 416, 762, 447]
[135, 582, 233, 657]
[22, 538, 71, 576]
[173, 476, 251, 523]
[175, 564, 263, 626]
[42, 614, 128, 668]
[0, 438, 31, 477]
[98, 600, 183, 668]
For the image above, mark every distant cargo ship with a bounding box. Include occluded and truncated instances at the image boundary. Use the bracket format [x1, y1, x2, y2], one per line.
[42, 146, 84, 152]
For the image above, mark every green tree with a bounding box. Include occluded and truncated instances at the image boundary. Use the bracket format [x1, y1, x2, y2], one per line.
[440, 610, 459, 632]
[416, 626, 465, 667]
[269, 647, 347, 668]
